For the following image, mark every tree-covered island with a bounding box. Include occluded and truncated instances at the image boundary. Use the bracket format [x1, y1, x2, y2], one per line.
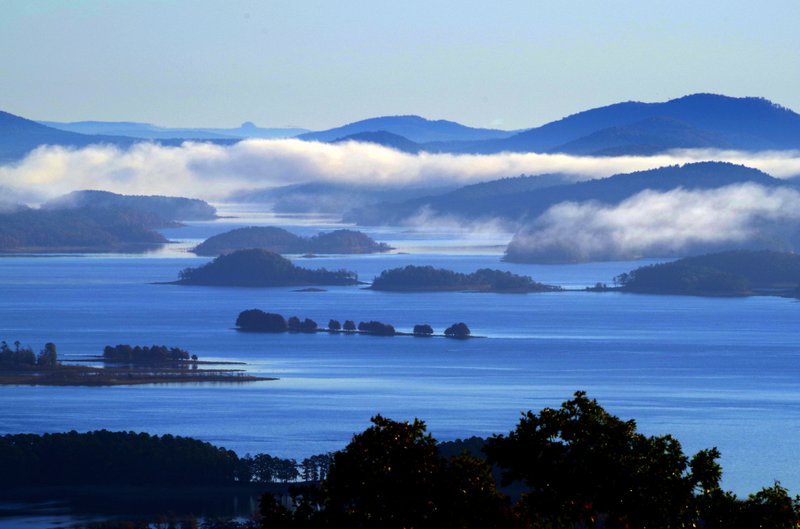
[613, 250, 800, 297]
[174, 249, 359, 287]
[370, 265, 561, 293]
[0, 341, 273, 386]
[192, 226, 392, 256]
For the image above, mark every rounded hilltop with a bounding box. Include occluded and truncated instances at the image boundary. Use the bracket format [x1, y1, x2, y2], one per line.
[192, 226, 392, 256]
[175, 248, 359, 287]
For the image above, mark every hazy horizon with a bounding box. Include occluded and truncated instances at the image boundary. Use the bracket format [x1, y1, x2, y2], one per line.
[3, 0, 798, 130]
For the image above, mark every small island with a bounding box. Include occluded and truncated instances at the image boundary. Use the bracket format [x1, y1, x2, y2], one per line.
[191, 226, 392, 256]
[235, 309, 476, 338]
[612, 250, 800, 297]
[0, 341, 273, 386]
[370, 265, 561, 293]
[173, 249, 360, 287]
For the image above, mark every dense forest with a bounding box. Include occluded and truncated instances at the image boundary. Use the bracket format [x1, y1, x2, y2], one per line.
[175, 249, 359, 287]
[616, 250, 800, 296]
[0, 430, 329, 488]
[370, 265, 560, 292]
[5, 394, 798, 528]
[191, 227, 392, 256]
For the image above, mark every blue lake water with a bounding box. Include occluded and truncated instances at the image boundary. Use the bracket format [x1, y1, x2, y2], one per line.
[0, 208, 798, 511]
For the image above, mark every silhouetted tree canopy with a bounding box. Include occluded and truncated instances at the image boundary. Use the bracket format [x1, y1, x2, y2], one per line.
[413, 324, 434, 335]
[236, 310, 288, 332]
[102, 344, 190, 363]
[444, 322, 471, 338]
[357, 321, 396, 336]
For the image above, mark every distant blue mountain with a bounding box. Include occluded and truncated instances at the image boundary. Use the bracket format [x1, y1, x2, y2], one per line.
[347, 162, 786, 225]
[0, 111, 140, 162]
[549, 117, 731, 156]
[298, 115, 517, 143]
[441, 94, 800, 154]
[39, 120, 308, 140]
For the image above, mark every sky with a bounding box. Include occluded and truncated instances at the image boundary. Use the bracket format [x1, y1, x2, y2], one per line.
[2, 0, 799, 130]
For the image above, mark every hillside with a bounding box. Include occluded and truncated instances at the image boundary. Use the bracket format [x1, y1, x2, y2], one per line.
[0, 111, 140, 162]
[298, 115, 516, 143]
[436, 94, 800, 154]
[615, 250, 800, 296]
[192, 227, 391, 256]
[44, 190, 217, 222]
[175, 249, 359, 287]
[0, 207, 168, 253]
[349, 162, 780, 226]
[228, 181, 454, 214]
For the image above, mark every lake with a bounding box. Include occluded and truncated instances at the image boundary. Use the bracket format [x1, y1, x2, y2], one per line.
[0, 206, 798, 526]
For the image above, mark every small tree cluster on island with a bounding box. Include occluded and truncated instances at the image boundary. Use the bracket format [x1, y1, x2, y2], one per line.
[102, 344, 192, 363]
[236, 310, 472, 338]
[0, 341, 57, 367]
[444, 322, 471, 338]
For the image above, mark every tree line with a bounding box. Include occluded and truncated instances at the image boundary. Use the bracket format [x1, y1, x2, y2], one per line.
[0, 340, 57, 367]
[236, 309, 471, 337]
[0, 430, 331, 488]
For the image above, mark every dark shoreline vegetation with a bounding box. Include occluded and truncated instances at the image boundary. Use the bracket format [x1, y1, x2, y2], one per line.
[0, 341, 273, 386]
[0, 190, 217, 254]
[236, 309, 474, 338]
[2, 393, 797, 529]
[370, 264, 561, 292]
[192, 226, 392, 256]
[609, 250, 800, 297]
[174, 249, 359, 287]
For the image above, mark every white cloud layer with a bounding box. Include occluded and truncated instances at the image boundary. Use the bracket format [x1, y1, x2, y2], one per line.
[507, 184, 800, 263]
[2, 140, 800, 203]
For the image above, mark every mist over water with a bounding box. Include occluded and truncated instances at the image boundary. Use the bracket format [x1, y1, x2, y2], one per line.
[3, 141, 800, 202]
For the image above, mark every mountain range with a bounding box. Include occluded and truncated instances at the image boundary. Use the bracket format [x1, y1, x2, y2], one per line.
[346, 162, 788, 226]
[3, 94, 800, 163]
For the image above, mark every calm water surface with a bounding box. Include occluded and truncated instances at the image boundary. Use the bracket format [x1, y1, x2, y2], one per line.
[0, 208, 798, 510]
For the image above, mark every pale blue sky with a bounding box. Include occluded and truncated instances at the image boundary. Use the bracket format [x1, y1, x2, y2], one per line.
[2, 0, 798, 129]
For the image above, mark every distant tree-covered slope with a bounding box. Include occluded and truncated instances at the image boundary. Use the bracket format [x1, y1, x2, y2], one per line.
[0, 207, 168, 253]
[548, 116, 731, 156]
[298, 115, 517, 143]
[44, 190, 217, 222]
[615, 250, 800, 296]
[370, 265, 559, 293]
[349, 162, 781, 226]
[228, 181, 455, 215]
[436, 93, 800, 154]
[192, 227, 392, 256]
[176, 249, 359, 287]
